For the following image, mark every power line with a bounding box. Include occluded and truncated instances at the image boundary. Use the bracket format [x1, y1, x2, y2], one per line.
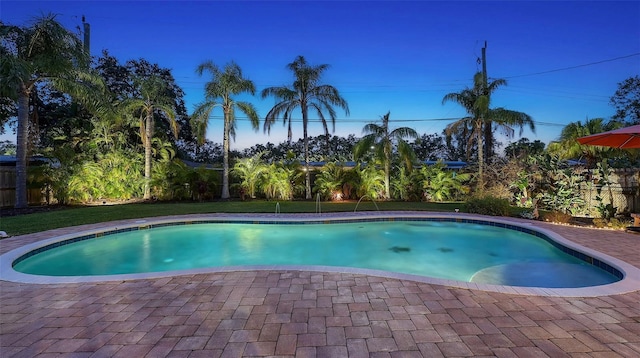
[498, 52, 640, 79]
[204, 116, 462, 123]
[499, 88, 609, 102]
[201, 116, 577, 128]
[531, 121, 570, 127]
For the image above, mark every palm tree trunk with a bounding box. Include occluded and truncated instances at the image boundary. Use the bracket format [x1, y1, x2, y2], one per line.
[143, 113, 153, 199]
[221, 111, 231, 199]
[15, 86, 30, 208]
[384, 158, 390, 200]
[484, 120, 493, 164]
[476, 118, 484, 190]
[302, 107, 311, 200]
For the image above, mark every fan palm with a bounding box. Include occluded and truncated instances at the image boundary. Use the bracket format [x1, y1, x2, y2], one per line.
[122, 75, 178, 199]
[442, 72, 534, 189]
[0, 14, 91, 208]
[192, 61, 259, 199]
[354, 112, 418, 199]
[261, 55, 349, 199]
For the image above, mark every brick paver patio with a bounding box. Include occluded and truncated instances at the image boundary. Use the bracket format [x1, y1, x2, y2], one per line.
[1, 214, 639, 357]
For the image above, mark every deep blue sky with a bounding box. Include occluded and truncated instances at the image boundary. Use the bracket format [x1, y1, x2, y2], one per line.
[2, 1, 639, 150]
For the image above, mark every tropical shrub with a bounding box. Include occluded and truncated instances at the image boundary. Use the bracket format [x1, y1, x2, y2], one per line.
[151, 159, 191, 200]
[41, 147, 144, 204]
[281, 152, 306, 199]
[261, 163, 296, 200]
[530, 154, 585, 216]
[421, 161, 470, 202]
[151, 159, 218, 201]
[314, 162, 347, 201]
[390, 166, 423, 201]
[592, 160, 618, 220]
[181, 165, 219, 201]
[592, 217, 628, 229]
[537, 169, 585, 216]
[67, 162, 107, 202]
[466, 196, 511, 216]
[540, 210, 573, 224]
[233, 152, 267, 199]
[511, 170, 533, 208]
[37, 158, 73, 205]
[356, 164, 385, 200]
[341, 165, 361, 200]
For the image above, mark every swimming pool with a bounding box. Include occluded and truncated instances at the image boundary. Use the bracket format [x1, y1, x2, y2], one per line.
[3, 212, 638, 296]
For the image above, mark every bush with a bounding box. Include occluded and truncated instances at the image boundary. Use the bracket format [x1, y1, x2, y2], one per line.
[482, 183, 513, 201]
[593, 217, 630, 229]
[466, 196, 511, 216]
[540, 210, 572, 224]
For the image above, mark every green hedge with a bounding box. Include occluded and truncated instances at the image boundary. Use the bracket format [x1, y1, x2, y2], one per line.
[466, 196, 511, 216]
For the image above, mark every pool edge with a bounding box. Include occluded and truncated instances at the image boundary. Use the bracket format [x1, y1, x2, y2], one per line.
[2, 211, 640, 297]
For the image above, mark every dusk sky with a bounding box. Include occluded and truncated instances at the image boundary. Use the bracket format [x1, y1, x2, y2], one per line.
[2, 1, 639, 151]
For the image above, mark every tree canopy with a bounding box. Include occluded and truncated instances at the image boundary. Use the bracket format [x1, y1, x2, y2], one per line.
[0, 14, 91, 208]
[610, 75, 640, 124]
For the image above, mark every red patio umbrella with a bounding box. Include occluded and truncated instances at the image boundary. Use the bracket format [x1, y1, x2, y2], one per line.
[577, 124, 640, 149]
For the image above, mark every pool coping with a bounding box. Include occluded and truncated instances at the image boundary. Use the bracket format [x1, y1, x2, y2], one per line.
[2, 211, 640, 297]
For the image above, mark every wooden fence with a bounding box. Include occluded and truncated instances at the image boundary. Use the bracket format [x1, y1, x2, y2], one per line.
[578, 168, 639, 215]
[0, 167, 45, 207]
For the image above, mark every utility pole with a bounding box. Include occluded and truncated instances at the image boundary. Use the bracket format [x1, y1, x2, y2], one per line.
[82, 15, 90, 57]
[481, 41, 492, 165]
[479, 41, 489, 190]
[481, 41, 488, 92]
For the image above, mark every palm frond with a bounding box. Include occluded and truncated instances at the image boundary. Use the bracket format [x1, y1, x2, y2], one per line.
[236, 101, 260, 130]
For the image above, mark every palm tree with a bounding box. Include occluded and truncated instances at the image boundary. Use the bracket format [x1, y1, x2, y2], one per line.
[122, 75, 178, 199]
[0, 14, 90, 208]
[192, 61, 259, 199]
[354, 112, 418, 199]
[442, 72, 534, 189]
[261, 55, 349, 199]
[547, 118, 621, 167]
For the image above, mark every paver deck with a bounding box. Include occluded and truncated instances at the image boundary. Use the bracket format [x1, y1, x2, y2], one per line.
[1, 213, 639, 357]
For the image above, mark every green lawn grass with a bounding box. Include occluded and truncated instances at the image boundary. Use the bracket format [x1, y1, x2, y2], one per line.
[1, 200, 467, 237]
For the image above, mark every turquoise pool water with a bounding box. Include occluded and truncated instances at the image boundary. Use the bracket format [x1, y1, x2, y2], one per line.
[13, 220, 619, 287]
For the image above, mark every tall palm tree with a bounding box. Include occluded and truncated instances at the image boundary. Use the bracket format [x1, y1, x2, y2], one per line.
[261, 55, 350, 199]
[122, 75, 178, 199]
[192, 61, 259, 199]
[354, 112, 418, 199]
[0, 14, 90, 208]
[547, 118, 621, 167]
[442, 72, 534, 188]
